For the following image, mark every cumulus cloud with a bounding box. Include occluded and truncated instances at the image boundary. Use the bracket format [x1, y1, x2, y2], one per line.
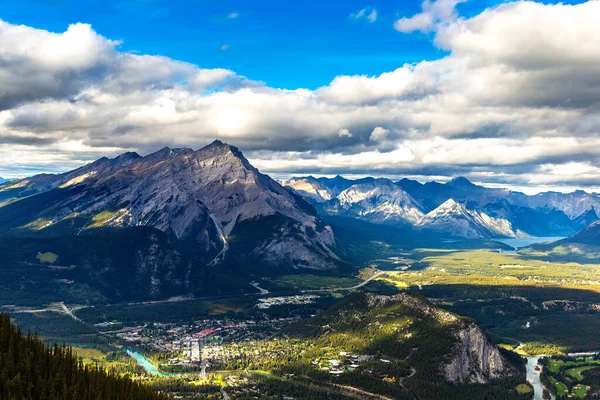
[351, 7, 378, 23]
[1, 2, 600, 193]
[394, 0, 466, 33]
[338, 128, 352, 138]
[369, 127, 390, 142]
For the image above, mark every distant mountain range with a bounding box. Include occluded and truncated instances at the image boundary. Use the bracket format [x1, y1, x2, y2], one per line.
[0, 177, 6, 184]
[281, 175, 600, 239]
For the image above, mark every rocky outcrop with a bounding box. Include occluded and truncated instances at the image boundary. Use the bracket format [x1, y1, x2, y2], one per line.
[444, 324, 511, 383]
[364, 292, 517, 384]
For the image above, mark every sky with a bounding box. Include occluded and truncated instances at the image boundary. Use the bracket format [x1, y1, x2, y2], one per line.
[0, 0, 598, 194]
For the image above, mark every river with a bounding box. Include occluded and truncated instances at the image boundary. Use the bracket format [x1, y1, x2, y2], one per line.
[526, 357, 555, 400]
[125, 348, 180, 377]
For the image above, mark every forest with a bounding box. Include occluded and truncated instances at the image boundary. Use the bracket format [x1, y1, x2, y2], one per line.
[0, 313, 168, 400]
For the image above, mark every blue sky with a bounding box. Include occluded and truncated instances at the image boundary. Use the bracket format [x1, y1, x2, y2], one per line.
[0, 0, 556, 89]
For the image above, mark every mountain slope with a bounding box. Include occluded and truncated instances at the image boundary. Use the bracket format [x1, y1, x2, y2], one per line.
[286, 292, 523, 399]
[573, 207, 600, 229]
[515, 191, 600, 219]
[522, 222, 600, 262]
[0, 313, 168, 400]
[481, 200, 578, 237]
[416, 199, 515, 239]
[0, 141, 340, 281]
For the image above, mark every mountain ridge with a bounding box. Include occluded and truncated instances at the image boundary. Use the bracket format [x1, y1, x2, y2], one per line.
[282, 175, 591, 239]
[0, 141, 342, 304]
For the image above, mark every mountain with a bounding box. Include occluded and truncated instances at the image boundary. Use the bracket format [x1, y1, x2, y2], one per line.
[328, 178, 425, 225]
[0, 176, 6, 184]
[0, 313, 168, 400]
[0, 141, 341, 303]
[281, 178, 424, 225]
[481, 200, 578, 237]
[279, 176, 335, 203]
[286, 292, 523, 399]
[284, 175, 591, 239]
[416, 199, 515, 239]
[396, 176, 600, 221]
[573, 207, 600, 229]
[279, 175, 376, 204]
[397, 177, 525, 212]
[522, 221, 600, 261]
[516, 191, 600, 219]
[560, 221, 600, 246]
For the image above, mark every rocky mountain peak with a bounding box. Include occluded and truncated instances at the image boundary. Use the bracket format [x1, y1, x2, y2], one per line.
[436, 198, 463, 212]
[446, 176, 475, 188]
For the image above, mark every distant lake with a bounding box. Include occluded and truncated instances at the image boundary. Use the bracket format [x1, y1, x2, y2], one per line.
[495, 237, 565, 251]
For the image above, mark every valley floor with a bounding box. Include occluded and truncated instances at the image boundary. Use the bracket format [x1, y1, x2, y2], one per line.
[7, 241, 600, 399]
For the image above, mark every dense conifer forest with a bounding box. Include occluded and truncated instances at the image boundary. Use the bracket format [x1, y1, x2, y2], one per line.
[0, 313, 169, 400]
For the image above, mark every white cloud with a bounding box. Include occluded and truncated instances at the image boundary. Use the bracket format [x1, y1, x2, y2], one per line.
[228, 12, 239, 19]
[351, 7, 378, 23]
[1, 2, 600, 191]
[369, 127, 389, 141]
[394, 0, 466, 33]
[338, 128, 352, 137]
[220, 44, 230, 51]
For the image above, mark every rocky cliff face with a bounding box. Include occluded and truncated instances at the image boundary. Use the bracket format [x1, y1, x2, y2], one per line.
[444, 324, 511, 383]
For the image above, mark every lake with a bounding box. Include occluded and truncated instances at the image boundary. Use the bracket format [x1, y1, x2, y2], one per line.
[495, 237, 565, 252]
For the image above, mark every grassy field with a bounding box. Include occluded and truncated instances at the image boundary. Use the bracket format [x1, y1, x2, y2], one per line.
[573, 384, 588, 398]
[515, 383, 532, 395]
[265, 274, 360, 291]
[36, 251, 59, 263]
[544, 356, 599, 398]
[382, 249, 600, 291]
[548, 376, 568, 397]
[566, 366, 597, 380]
[75, 298, 252, 325]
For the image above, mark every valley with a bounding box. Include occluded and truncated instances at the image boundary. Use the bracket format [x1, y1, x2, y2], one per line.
[4, 144, 600, 399]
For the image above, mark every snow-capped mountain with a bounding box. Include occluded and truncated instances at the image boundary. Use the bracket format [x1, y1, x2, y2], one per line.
[332, 179, 425, 225]
[283, 175, 592, 239]
[279, 176, 334, 203]
[280, 177, 423, 225]
[0, 141, 338, 270]
[415, 199, 516, 239]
